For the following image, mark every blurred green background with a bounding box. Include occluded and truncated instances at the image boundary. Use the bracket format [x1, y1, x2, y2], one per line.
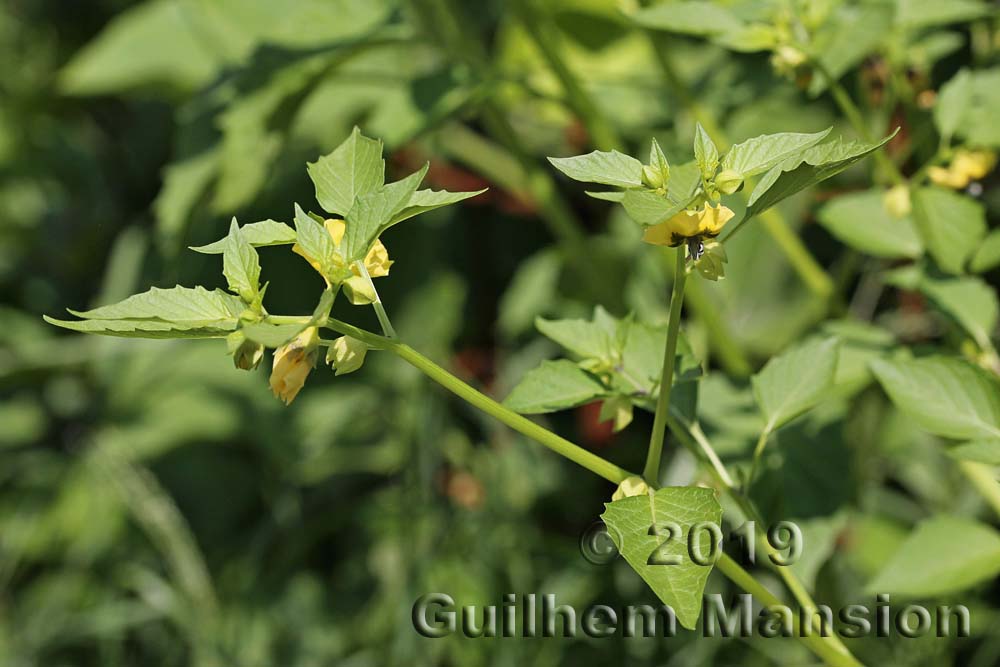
[3, 0, 1000, 665]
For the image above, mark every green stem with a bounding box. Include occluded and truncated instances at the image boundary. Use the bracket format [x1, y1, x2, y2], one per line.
[748, 428, 771, 488]
[322, 317, 633, 484]
[354, 260, 396, 338]
[715, 554, 863, 667]
[643, 247, 688, 483]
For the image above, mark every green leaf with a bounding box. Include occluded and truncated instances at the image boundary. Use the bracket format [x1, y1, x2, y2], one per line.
[503, 360, 608, 414]
[897, 0, 993, 31]
[693, 123, 718, 177]
[871, 356, 1000, 440]
[292, 203, 339, 279]
[817, 189, 923, 259]
[934, 69, 972, 142]
[44, 286, 246, 339]
[307, 127, 385, 216]
[601, 487, 723, 630]
[58, 0, 222, 96]
[536, 315, 614, 362]
[721, 129, 831, 177]
[867, 516, 1000, 597]
[918, 272, 998, 350]
[621, 161, 702, 226]
[745, 132, 897, 218]
[67, 285, 245, 322]
[343, 164, 428, 262]
[911, 187, 986, 274]
[752, 338, 840, 433]
[190, 220, 296, 254]
[933, 68, 1000, 147]
[949, 439, 1000, 465]
[971, 229, 1000, 273]
[221, 219, 260, 302]
[547, 150, 644, 188]
[629, 1, 744, 36]
[386, 188, 487, 227]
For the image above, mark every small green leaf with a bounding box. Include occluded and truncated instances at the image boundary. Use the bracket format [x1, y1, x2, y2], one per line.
[586, 191, 625, 202]
[971, 229, 1000, 273]
[871, 356, 1000, 440]
[222, 218, 261, 303]
[746, 131, 897, 218]
[293, 203, 339, 279]
[949, 439, 1000, 465]
[867, 516, 1000, 597]
[386, 187, 487, 227]
[190, 220, 296, 254]
[693, 123, 718, 177]
[503, 360, 608, 414]
[548, 150, 644, 188]
[622, 190, 694, 227]
[240, 322, 309, 348]
[307, 127, 385, 216]
[629, 1, 744, 36]
[817, 189, 923, 259]
[601, 487, 723, 630]
[752, 338, 840, 433]
[911, 187, 986, 274]
[342, 164, 428, 262]
[721, 129, 831, 177]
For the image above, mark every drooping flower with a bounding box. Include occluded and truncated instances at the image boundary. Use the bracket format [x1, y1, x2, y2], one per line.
[928, 149, 996, 190]
[642, 202, 736, 247]
[269, 326, 320, 405]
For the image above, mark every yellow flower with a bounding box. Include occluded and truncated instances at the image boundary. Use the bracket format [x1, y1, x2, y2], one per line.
[293, 218, 393, 281]
[269, 326, 320, 405]
[929, 150, 997, 189]
[642, 202, 735, 247]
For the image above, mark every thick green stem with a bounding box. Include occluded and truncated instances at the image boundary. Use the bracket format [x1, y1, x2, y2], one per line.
[715, 554, 863, 667]
[643, 247, 688, 482]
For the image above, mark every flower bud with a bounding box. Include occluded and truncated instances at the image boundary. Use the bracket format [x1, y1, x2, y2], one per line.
[326, 336, 367, 376]
[269, 326, 320, 405]
[611, 475, 651, 501]
[642, 164, 665, 189]
[714, 169, 744, 195]
[227, 331, 264, 371]
[343, 275, 377, 305]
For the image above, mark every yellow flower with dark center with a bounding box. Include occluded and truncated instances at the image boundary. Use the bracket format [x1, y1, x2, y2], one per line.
[928, 149, 997, 190]
[642, 202, 735, 247]
[293, 218, 393, 282]
[269, 326, 320, 405]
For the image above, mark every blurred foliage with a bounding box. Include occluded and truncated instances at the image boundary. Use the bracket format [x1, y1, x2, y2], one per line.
[3, 0, 1000, 665]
